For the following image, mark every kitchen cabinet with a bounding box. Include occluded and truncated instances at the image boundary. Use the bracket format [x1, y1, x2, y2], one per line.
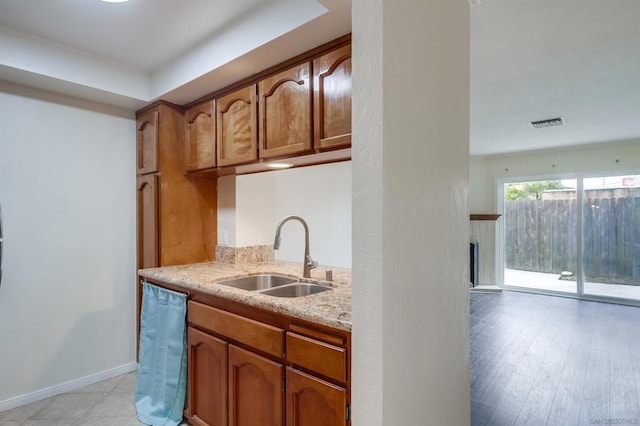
[286, 368, 347, 426]
[135, 103, 217, 268]
[136, 109, 159, 175]
[176, 36, 352, 175]
[136, 104, 218, 352]
[187, 327, 228, 426]
[313, 44, 352, 150]
[216, 85, 258, 167]
[185, 100, 216, 171]
[187, 300, 285, 426]
[136, 174, 158, 269]
[184, 297, 350, 426]
[259, 62, 313, 159]
[285, 330, 348, 425]
[228, 345, 283, 426]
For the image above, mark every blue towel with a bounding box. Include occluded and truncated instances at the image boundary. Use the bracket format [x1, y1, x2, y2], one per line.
[135, 282, 187, 426]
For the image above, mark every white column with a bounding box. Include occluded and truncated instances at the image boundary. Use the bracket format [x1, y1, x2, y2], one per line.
[352, 0, 471, 424]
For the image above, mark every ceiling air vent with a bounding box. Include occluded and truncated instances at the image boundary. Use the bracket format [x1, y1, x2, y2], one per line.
[529, 117, 565, 129]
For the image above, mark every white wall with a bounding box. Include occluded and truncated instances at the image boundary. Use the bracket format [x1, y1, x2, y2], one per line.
[220, 161, 352, 268]
[273, 162, 351, 268]
[236, 172, 276, 247]
[470, 139, 640, 213]
[470, 220, 497, 286]
[217, 176, 237, 246]
[0, 82, 136, 408]
[352, 1, 470, 425]
[469, 158, 491, 213]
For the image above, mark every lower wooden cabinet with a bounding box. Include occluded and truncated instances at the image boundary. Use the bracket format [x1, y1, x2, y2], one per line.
[186, 326, 284, 426]
[286, 368, 346, 426]
[187, 327, 228, 426]
[228, 345, 283, 426]
[185, 299, 350, 426]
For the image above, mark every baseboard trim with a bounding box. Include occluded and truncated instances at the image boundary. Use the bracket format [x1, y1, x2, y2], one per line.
[0, 362, 138, 412]
[470, 284, 503, 293]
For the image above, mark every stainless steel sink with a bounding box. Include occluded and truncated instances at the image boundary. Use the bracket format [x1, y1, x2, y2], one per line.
[216, 274, 298, 291]
[258, 283, 332, 298]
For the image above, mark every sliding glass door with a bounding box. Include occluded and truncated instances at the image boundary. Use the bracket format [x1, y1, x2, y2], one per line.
[582, 175, 640, 301]
[502, 174, 640, 302]
[503, 179, 577, 294]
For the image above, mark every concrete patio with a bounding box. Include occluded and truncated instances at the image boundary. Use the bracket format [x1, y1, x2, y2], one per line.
[504, 268, 640, 300]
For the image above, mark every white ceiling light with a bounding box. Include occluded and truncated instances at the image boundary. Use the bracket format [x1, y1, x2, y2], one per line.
[266, 162, 294, 169]
[101, 0, 129, 3]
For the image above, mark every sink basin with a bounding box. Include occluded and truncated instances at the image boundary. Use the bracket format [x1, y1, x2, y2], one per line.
[216, 274, 298, 291]
[259, 283, 332, 298]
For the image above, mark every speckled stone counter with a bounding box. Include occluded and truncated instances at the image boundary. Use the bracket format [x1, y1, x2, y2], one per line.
[138, 261, 352, 332]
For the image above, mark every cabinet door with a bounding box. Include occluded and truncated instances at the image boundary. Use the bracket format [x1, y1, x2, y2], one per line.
[228, 345, 283, 426]
[216, 86, 258, 167]
[137, 109, 159, 175]
[259, 63, 312, 159]
[286, 368, 347, 426]
[313, 45, 352, 150]
[137, 174, 158, 269]
[187, 327, 228, 426]
[185, 101, 216, 171]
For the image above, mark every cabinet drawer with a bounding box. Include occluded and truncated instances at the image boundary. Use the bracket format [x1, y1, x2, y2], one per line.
[188, 301, 284, 358]
[286, 332, 347, 383]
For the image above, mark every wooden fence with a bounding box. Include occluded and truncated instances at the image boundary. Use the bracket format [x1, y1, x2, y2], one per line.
[505, 197, 640, 283]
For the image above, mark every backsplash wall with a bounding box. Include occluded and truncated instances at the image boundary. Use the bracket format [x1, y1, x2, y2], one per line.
[217, 161, 352, 268]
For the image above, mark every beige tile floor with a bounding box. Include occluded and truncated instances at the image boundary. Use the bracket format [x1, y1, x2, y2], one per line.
[0, 371, 188, 426]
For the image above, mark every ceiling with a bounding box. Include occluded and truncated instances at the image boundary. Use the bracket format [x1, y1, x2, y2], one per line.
[0, 0, 350, 108]
[0, 0, 638, 156]
[471, 0, 640, 156]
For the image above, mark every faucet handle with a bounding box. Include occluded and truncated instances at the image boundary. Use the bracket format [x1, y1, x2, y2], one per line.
[306, 255, 318, 269]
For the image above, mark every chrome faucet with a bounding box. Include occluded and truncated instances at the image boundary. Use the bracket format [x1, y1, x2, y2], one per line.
[273, 215, 317, 278]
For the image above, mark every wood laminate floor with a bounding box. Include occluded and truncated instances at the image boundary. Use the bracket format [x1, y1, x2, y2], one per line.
[471, 291, 640, 426]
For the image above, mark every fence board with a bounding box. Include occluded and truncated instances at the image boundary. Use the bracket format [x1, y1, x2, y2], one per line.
[505, 197, 640, 284]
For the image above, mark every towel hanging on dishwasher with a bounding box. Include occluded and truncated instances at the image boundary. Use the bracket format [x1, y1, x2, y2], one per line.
[135, 281, 187, 426]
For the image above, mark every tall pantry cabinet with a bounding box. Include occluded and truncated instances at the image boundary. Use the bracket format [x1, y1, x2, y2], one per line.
[136, 102, 217, 269]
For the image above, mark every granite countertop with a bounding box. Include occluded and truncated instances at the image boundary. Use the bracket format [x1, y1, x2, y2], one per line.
[138, 261, 352, 332]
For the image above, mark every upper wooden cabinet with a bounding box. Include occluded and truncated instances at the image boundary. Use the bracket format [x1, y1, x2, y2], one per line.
[135, 104, 217, 269]
[313, 45, 352, 150]
[137, 109, 159, 175]
[179, 36, 352, 174]
[259, 62, 313, 159]
[216, 85, 258, 167]
[185, 101, 216, 172]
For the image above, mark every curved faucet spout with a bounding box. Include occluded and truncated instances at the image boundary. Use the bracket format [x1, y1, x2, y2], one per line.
[273, 215, 316, 278]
